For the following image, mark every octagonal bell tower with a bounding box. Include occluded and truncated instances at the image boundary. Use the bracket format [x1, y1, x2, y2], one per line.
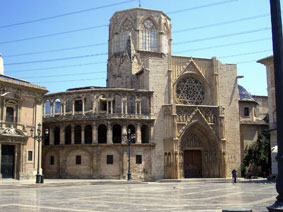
[107, 8, 171, 88]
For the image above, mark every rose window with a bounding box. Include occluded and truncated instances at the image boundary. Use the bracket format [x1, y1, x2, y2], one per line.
[176, 76, 205, 105]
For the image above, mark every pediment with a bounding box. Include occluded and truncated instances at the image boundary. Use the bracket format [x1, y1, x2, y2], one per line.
[182, 59, 204, 78]
[0, 126, 27, 137]
[1, 92, 24, 101]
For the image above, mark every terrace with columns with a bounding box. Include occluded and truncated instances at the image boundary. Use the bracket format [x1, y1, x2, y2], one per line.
[42, 87, 155, 146]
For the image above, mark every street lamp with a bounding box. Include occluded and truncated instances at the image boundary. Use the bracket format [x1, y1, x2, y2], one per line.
[30, 123, 49, 184]
[123, 129, 136, 181]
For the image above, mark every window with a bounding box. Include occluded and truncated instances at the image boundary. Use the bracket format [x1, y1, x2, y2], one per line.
[244, 107, 249, 117]
[139, 19, 158, 52]
[75, 100, 82, 112]
[107, 155, 113, 164]
[28, 151, 33, 161]
[50, 156, 54, 165]
[176, 76, 205, 105]
[76, 155, 81, 165]
[6, 107, 14, 122]
[136, 155, 142, 164]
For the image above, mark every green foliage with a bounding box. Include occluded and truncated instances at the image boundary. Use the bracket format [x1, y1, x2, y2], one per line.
[242, 131, 271, 178]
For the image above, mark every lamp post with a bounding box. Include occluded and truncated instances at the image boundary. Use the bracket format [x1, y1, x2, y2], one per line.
[267, 0, 283, 211]
[123, 129, 136, 181]
[30, 123, 48, 184]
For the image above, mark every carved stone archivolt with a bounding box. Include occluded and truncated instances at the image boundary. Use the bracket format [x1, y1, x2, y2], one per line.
[181, 134, 201, 150]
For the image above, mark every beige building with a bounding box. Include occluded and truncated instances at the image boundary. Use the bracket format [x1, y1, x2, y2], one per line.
[0, 56, 48, 180]
[238, 85, 268, 169]
[258, 56, 277, 175]
[42, 8, 242, 180]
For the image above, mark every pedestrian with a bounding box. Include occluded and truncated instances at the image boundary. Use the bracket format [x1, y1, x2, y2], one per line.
[232, 169, 237, 183]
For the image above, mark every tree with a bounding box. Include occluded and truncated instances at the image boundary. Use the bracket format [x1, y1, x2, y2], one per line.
[242, 131, 271, 178]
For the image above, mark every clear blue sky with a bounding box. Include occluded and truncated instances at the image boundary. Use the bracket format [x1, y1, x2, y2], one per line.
[0, 0, 277, 95]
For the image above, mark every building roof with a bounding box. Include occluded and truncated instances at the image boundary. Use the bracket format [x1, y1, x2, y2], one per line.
[257, 55, 273, 64]
[0, 74, 48, 93]
[238, 85, 255, 101]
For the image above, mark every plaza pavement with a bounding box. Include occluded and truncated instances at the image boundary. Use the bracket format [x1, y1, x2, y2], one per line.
[0, 178, 277, 212]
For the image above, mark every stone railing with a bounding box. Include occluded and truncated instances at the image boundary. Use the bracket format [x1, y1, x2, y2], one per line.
[43, 112, 154, 122]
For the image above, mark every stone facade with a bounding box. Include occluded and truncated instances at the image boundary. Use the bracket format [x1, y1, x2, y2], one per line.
[42, 8, 243, 180]
[0, 60, 48, 180]
[258, 56, 277, 175]
[238, 86, 268, 169]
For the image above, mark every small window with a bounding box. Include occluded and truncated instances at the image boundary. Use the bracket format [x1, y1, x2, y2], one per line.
[244, 107, 249, 117]
[136, 155, 142, 164]
[6, 107, 14, 122]
[107, 155, 113, 164]
[76, 155, 81, 165]
[28, 151, 33, 161]
[50, 156, 54, 165]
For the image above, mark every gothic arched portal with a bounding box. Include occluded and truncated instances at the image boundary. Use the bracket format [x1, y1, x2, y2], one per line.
[180, 122, 221, 178]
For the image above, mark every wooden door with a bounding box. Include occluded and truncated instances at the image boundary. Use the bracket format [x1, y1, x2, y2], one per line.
[1, 145, 15, 178]
[184, 150, 202, 178]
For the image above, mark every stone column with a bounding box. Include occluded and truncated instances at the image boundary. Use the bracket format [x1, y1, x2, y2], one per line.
[71, 125, 75, 144]
[95, 99, 99, 113]
[82, 98, 85, 115]
[122, 124, 127, 144]
[150, 125, 154, 143]
[60, 126, 64, 145]
[64, 101, 66, 115]
[107, 122, 112, 144]
[110, 100, 113, 114]
[52, 101, 55, 116]
[72, 101, 75, 115]
[92, 96, 96, 114]
[149, 95, 153, 115]
[92, 122, 97, 143]
[135, 101, 138, 114]
[82, 125, 85, 144]
[136, 123, 141, 144]
[125, 99, 128, 114]
[106, 100, 109, 114]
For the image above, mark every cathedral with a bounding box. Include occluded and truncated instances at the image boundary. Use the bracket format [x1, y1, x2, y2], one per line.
[41, 8, 243, 180]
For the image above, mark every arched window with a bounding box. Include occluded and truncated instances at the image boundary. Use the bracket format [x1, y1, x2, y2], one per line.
[45, 100, 51, 115]
[54, 99, 61, 114]
[6, 107, 14, 122]
[75, 100, 82, 112]
[65, 99, 71, 113]
[74, 125, 81, 144]
[141, 125, 149, 143]
[65, 125, 71, 144]
[113, 124, 121, 143]
[168, 152, 171, 166]
[164, 153, 168, 166]
[141, 96, 150, 115]
[98, 124, 107, 143]
[54, 127, 60, 145]
[139, 19, 158, 52]
[127, 95, 135, 114]
[85, 125, 92, 144]
[127, 124, 136, 143]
